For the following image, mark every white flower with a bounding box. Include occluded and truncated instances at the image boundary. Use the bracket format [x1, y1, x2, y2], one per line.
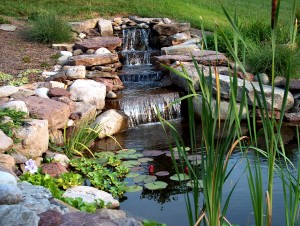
[24, 159, 38, 174]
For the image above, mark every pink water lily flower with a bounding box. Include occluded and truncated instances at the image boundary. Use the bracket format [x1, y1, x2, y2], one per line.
[24, 159, 38, 174]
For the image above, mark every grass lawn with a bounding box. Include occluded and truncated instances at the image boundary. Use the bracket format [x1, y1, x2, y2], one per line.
[0, 0, 298, 31]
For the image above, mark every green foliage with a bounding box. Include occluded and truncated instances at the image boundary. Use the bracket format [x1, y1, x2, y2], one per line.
[22, 55, 31, 63]
[0, 108, 27, 141]
[60, 197, 106, 212]
[0, 72, 13, 83]
[26, 14, 72, 44]
[70, 157, 128, 197]
[142, 219, 167, 226]
[7, 69, 42, 86]
[0, 16, 10, 24]
[56, 172, 83, 190]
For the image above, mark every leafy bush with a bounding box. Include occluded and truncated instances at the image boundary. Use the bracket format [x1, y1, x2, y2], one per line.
[26, 14, 72, 44]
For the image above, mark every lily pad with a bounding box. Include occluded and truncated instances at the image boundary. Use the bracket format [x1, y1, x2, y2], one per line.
[170, 173, 190, 181]
[138, 157, 153, 163]
[190, 160, 201, 166]
[186, 180, 203, 189]
[172, 146, 190, 152]
[94, 151, 115, 163]
[121, 160, 141, 168]
[133, 175, 157, 183]
[144, 181, 168, 190]
[130, 166, 144, 172]
[187, 154, 201, 161]
[117, 149, 137, 154]
[155, 171, 170, 177]
[126, 173, 140, 178]
[117, 153, 143, 160]
[165, 152, 180, 160]
[142, 150, 164, 157]
[126, 185, 143, 192]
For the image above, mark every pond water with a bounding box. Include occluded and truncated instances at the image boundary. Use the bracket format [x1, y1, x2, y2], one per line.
[94, 120, 299, 226]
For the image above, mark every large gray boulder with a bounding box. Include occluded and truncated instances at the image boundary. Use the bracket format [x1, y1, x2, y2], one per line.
[0, 171, 17, 185]
[13, 119, 49, 158]
[70, 79, 106, 110]
[94, 109, 128, 138]
[0, 184, 22, 204]
[62, 186, 119, 209]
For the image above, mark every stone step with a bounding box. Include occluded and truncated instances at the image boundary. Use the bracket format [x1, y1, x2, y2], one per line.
[74, 37, 122, 52]
[68, 53, 119, 66]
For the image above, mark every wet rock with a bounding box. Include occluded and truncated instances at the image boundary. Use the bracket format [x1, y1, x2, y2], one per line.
[41, 162, 68, 177]
[0, 171, 17, 185]
[38, 210, 62, 226]
[45, 152, 69, 167]
[48, 87, 71, 98]
[0, 130, 13, 153]
[0, 154, 15, 171]
[74, 37, 122, 52]
[153, 23, 190, 35]
[98, 19, 113, 36]
[13, 119, 49, 158]
[0, 86, 19, 98]
[68, 53, 119, 67]
[0, 184, 22, 204]
[69, 18, 100, 33]
[1, 100, 29, 115]
[20, 96, 71, 131]
[35, 87, 49, 98]
[62, 186, 120, 208]
[94, 109, 128, 138]
[69, 79, 106, 110]
[0, 205, 40, 226]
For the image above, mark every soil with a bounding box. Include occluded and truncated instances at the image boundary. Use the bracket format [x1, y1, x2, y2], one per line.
[0, 18, 59, 79]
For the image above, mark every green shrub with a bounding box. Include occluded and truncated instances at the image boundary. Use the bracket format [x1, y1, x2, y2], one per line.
[26, 14, 72, 44]
[0, 16, 10, 24]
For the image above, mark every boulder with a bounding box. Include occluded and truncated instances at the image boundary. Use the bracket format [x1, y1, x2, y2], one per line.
[52, 43, 74, 52]
[0, 130, 13, 153]
[0, 171, 17, 185]
[69, 18, 100, 33]
[45, 152, 69, 168]
[48, 87, 71, 98]
[94, 109, 128, 138]
[153, 23, 190, 35]
[0, 24, 17, 32]
[106, 91, 117, 99]
[68, 53, 119, 66]
[20, 96, 71, 131]
[95, 47, 111, 55]
[74, 37, 122, 52]
[73, 102, 97, 122]
[69, 79, 106, 110]
[10, 153, 27, 164]
[0, 154, 15, 171]
[274, 76, 300, 90]
[62, 186, 120, 208]
[193, 95, 247, 120]
[0, 86, 19, 98]
[50, 81, 65, 89]
[65, 65, 86, 80]
[170, 62, 210, 91]
[1, 100, 29, 115]
[35, 87, 49, 98]
[161, 44, 200, 55]
[0, 184, 22, 204]
[49, 130, 64, 146]
[51, 96, 75, 113]
[253, 73, 269, 85]
[13, 119, 49, 158]
[41, 162, 68, 177]
[10, 88, 35, 99]
[57, 55, 69, 66]
[38, 210, 62, 226]
[60, 51, 73, 57]
[0, 205, 40, 226]
[98, 19, 113, 36]
[95, 209, 126, 219]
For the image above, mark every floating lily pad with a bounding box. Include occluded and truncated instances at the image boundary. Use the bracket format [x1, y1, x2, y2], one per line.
[142, 150, 165, 157]
[94, 151, 115, 164]
[126, 173, 140, 178]
[186, 180, 203, 189]
[130, 166, 144, 172]
[121, 160, 141, 168]
[190, 160, 201, 166]
[170, 173, 190, 181]
[172, 146, 190, 152]
[126, 185, 143, 192]
[165, 152, 180, 160]
[155, 171, 170, 177]
[138, 157, 153, 163]
[144, 181, 168, 190]
[187, 154, 201, 161]
[117, 149, 137, 154]
[117, 153, 143, 160]
[133, 175, 157, 183]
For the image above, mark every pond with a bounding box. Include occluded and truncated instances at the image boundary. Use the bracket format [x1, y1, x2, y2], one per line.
[94, 119, 299, 226]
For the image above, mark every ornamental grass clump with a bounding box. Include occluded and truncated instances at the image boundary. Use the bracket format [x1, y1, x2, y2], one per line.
[26, 13, 72, 44]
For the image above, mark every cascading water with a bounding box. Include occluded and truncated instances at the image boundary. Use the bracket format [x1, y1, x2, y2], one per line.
[108, 27, 182, 127]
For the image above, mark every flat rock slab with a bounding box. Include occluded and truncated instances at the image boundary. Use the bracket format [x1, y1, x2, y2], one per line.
[20, 96, 71, 131]
[0, 24, 17, 32]
[68, 53, 119, 66]
[74, 37, 122, 52]
[153, 23, 190, 35]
